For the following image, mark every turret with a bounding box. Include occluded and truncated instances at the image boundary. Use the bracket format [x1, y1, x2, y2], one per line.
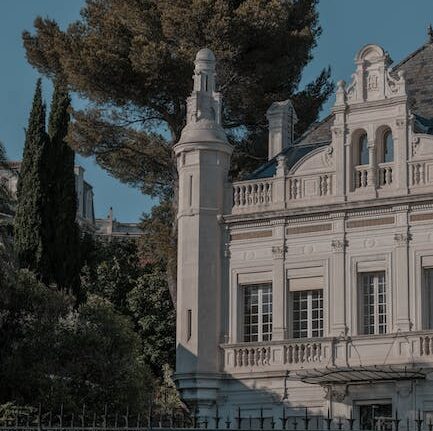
[174, 49, 232, 410]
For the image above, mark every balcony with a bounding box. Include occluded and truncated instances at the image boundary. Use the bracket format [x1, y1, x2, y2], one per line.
[221, 331, 433, 375]
[231, 173, 334, 215]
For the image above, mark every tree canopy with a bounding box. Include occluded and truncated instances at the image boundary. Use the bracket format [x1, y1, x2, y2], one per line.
[23, 0, 334, 301]
[23, 0, 333, 195]
[14, 79, 50, 280]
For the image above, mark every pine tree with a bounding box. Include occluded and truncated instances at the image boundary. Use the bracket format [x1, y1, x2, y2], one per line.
[14, 79, 50, 280]
[47, 80, 82, 300]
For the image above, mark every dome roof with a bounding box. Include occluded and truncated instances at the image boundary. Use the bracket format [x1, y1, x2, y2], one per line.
[178, 119, 227, 145]
[195, 48, 216, 62]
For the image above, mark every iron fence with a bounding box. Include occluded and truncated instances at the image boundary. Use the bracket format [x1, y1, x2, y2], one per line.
[0, 405, 432, 431]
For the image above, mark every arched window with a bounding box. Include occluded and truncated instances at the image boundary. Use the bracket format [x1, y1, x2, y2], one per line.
[383, 130, 394, 163]
[359, 133, 369, 165]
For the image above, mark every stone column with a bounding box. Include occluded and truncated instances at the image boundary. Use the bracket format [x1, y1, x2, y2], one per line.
[272, 221, 287, 340]
[395, 117, 408, 193]
[344, 140, 352, 194]
[394, 226, 411, 332]
[368, 141, 376, 189]
[330, 237, 347, 336]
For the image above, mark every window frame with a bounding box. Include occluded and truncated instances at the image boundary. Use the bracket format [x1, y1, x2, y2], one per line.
[382, 130, 394, 164]
[358, 133, 369, 166]
[422, 267, 433, 329]
[291, 289, 324, 339]
[242, 283, 273, 343]
[359, 271, 387, 335]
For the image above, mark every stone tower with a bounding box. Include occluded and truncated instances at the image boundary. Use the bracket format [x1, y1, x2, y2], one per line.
[173, 48, 232, 410]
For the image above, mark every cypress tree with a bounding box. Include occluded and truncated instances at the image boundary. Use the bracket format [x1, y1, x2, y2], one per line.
[47, 80, 82, 300]
[14, 79, 50, 280]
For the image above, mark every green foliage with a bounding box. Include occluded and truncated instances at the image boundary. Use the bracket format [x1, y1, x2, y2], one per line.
[0, 269, 154, 412]
[46, 81, 82, 298]
[23, 0, 333, 194]
[81, 237, 176, 376]
[14, 79, 82, 299]
[23, 0, 334, 302]
[127, 264, 176, 373]
[14, 79, 50, 280]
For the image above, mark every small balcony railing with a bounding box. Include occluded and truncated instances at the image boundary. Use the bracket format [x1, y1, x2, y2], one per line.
[378, 162, 393, 186]
[410, 161, 426, 186]
[353, 165, 369, 189]
[232, 178, 273, 212]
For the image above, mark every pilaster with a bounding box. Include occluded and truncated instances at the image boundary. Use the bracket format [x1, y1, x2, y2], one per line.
[394, 206, 411, 331]
[330, 236, 348, 336]
[272, 219, 287, 340]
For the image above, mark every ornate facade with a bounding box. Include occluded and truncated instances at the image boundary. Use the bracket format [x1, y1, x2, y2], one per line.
[175, 36, 433, 429]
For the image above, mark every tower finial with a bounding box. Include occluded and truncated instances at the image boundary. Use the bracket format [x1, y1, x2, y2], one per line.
[193, 48, 216, 93]
[428, 24, 433, 44]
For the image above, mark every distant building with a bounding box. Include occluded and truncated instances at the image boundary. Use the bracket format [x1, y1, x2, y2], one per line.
[95, 207, 142, 238]
[0, 161, 141, 239]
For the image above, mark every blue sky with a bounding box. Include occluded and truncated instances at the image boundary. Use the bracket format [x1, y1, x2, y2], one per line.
[0, 0, 432, 222]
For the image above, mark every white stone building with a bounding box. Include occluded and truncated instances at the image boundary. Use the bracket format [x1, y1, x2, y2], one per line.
[174, 36, 433, 429]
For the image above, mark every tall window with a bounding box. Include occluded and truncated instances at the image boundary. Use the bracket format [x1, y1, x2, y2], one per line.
[243, 284, 272, 342]
[360, 272, 387, 335]
[292, 290, 323, 338]
[359, 133, 369, 165]
[423, 268, 433, 329]
[383, 130, 394, 163]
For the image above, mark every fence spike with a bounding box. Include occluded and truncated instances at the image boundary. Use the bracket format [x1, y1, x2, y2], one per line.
[236, 407, 241, 430]
[214, 405, 220, 429]
[225, 416, 231, 429]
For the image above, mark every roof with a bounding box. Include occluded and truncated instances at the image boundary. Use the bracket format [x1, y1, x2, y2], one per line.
[393, 41, 433, 119]
[249, 115, 333, 179]
[249, 38, 433, 180]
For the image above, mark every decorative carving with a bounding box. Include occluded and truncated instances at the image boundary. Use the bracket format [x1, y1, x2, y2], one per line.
[244, 251, 256, 260]
[323, 146, 334, 167]
[331, 127, 343, 137]
[367, 72, 379, 92]
[272, 245, 287, 259]
[304, 245, 314, 255]
[331, 239, 346, 253]
[394, 233, 411, 246]
[395, 381, 412, 398]
[412, 137, 421, 157]
[324, 385, 348, 402]
[224, 243, 231, 258]
[364, 238, 376, 249]
[395, 118, 405, 128]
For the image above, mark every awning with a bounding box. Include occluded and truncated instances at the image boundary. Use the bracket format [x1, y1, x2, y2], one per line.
[293, 365, 428, 385]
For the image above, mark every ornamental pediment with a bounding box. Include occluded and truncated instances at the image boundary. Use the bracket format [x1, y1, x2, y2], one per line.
[337, 44, 406, 106]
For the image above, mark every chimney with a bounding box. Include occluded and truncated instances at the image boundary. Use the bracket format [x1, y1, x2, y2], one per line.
[266, 99, 298, 160]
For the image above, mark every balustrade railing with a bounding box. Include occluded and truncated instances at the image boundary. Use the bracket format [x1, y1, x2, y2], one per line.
[284, 341, 323, 364]
[224, 338, 331, 371]
[420, 334, 433, 356]
[410, 161, 426, 185]
[232, 179, 273, 211]
[233, 346, 271, 367]
[353, 165, 369, 189]
[378, 163, 393, 186]
[223, 330, 433, 372]
[319, 174, 332, 196]
[287, 178, 301, 200]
